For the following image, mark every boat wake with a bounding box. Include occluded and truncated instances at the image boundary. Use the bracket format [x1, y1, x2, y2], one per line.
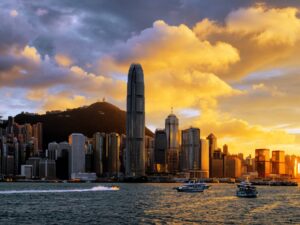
[0, 185, 119, 194]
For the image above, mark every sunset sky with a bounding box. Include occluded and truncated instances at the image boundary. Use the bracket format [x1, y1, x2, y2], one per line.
[1, 0, 300, 155]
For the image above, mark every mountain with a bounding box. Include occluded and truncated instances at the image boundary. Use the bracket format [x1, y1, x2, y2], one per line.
[14, 102, 154, 150]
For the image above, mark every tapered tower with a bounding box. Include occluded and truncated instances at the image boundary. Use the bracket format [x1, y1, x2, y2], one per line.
[126, 63, 145, 177]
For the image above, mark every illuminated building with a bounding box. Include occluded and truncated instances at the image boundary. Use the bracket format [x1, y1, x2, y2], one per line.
[225, 155, 242, 178]
[200, 138, 209, 178]
[126, 63, 145, 177]
[165, 112, 180, 174]
[271, 150, 285, 175]
[223, 144, 229, 156]
[255, 149, 270, 178]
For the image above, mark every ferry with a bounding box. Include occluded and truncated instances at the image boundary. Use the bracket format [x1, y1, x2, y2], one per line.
[236, 180, 258, 198]
[176, 180, 208, 193]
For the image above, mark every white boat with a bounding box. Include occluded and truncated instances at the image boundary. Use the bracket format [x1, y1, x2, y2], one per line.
[176, 181, 207, 193]
[236, 180, 258, 198]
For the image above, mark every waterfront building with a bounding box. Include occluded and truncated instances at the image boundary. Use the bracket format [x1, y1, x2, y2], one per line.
[165, 112, 180, 174]
[145, 135, 154, 174]
[108, 133, 120, 177]
[225, 155, 242, 178]
[271, 150, 285, 175]
[69, 133, 86, 179]
[211, 148, 225, 178]
[126, 63, 145, 177]
[200, 138, 209, 178]
[255, 149, 270, 178]
[26, 157, 41, 178]
[39, 159, 56, 179]
[154, 129, 167, 173]
[56, 142, 71, 180]
[48, 142, 59, 160]
[92, 132, 108, 176]
[21, 165, 33, 179]
[207, 133, 217, 177]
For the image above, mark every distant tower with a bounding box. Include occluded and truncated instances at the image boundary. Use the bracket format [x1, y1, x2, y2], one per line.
[165, 111, 179, 173]
[207, 133, 217, 178]
[126, 63, 145, 177]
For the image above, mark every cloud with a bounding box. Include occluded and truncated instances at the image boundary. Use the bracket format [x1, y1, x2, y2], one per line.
[10, 9, 18, 17]
[55, 54, 73, 67]
[193, 5, 300, 80]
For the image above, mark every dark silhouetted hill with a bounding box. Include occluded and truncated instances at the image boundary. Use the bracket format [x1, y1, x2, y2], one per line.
[14, 102, 153, 150]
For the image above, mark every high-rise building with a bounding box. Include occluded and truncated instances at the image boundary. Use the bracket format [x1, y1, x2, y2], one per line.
[39, 159, 56, 179]
[225, 155, 242, 178]
[207, 133, 217, 177]
[32, 122, 43, 155]
[200, 139, 209, 178]
[255, 149, 270, 178]
[211, 148, 225, 178]
[145, 135, 154, 174]
[272, 150, 285, 175]
[108, 133, 120, 177]
[181, 128, 200, 171]
[154, 129, 167, 173]
[69, 133, 86, 179]
[126, 63, 145, 177]
[48, 142, 59, 160]
[165, 113, 180, 174]
[26, 157, 41, 178]
[93, 132, 107, 176]
[56, 142, 71, 180]
[223, 144, 229, 156]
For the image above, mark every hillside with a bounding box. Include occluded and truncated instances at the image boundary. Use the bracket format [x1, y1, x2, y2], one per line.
[14, 102, 153, 150]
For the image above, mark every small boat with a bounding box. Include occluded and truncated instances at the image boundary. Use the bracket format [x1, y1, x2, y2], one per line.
[236, 180, 258, 198]
[176, 181, 206, 193]
[111, 185, 120, 191]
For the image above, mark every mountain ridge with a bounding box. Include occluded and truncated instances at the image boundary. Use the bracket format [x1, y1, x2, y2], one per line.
[14, 101, 154, 150]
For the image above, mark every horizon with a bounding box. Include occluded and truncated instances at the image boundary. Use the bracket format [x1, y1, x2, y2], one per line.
[1, 0, 300, 156]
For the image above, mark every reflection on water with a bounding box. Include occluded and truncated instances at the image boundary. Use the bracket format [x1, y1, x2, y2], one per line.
[0, 183, 299, 224]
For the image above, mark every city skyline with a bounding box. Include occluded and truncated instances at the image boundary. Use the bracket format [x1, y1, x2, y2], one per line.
[1, 1, 300, 156]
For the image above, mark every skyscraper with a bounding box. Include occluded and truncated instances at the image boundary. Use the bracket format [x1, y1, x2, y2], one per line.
[154, 129, 167, 173]
[207, 133, 217, 177]
[165, 112, 179, 173]
[255, 148, 270, 178]
[68, 133, 86, 179]
[126, 63, 145, 177]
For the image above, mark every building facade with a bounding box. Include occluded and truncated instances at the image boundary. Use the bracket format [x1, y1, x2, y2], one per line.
[126, 63, 145, 177]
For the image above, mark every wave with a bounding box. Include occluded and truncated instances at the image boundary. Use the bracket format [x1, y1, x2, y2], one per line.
[0, 185, 119, 194]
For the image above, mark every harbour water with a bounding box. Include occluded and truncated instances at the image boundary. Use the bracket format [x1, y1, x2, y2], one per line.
[0, 183, 299, 224]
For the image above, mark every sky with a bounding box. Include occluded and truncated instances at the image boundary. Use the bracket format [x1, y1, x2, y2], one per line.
[1, 0, 300, 155]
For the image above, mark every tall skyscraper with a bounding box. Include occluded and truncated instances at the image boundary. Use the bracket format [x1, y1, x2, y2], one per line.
[93, 132, 107, 176]
[126, 63, 145, 177]
[207, 133, 217, 177]
[165, 112, 179, 174]
[68, 133, 86, 179]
